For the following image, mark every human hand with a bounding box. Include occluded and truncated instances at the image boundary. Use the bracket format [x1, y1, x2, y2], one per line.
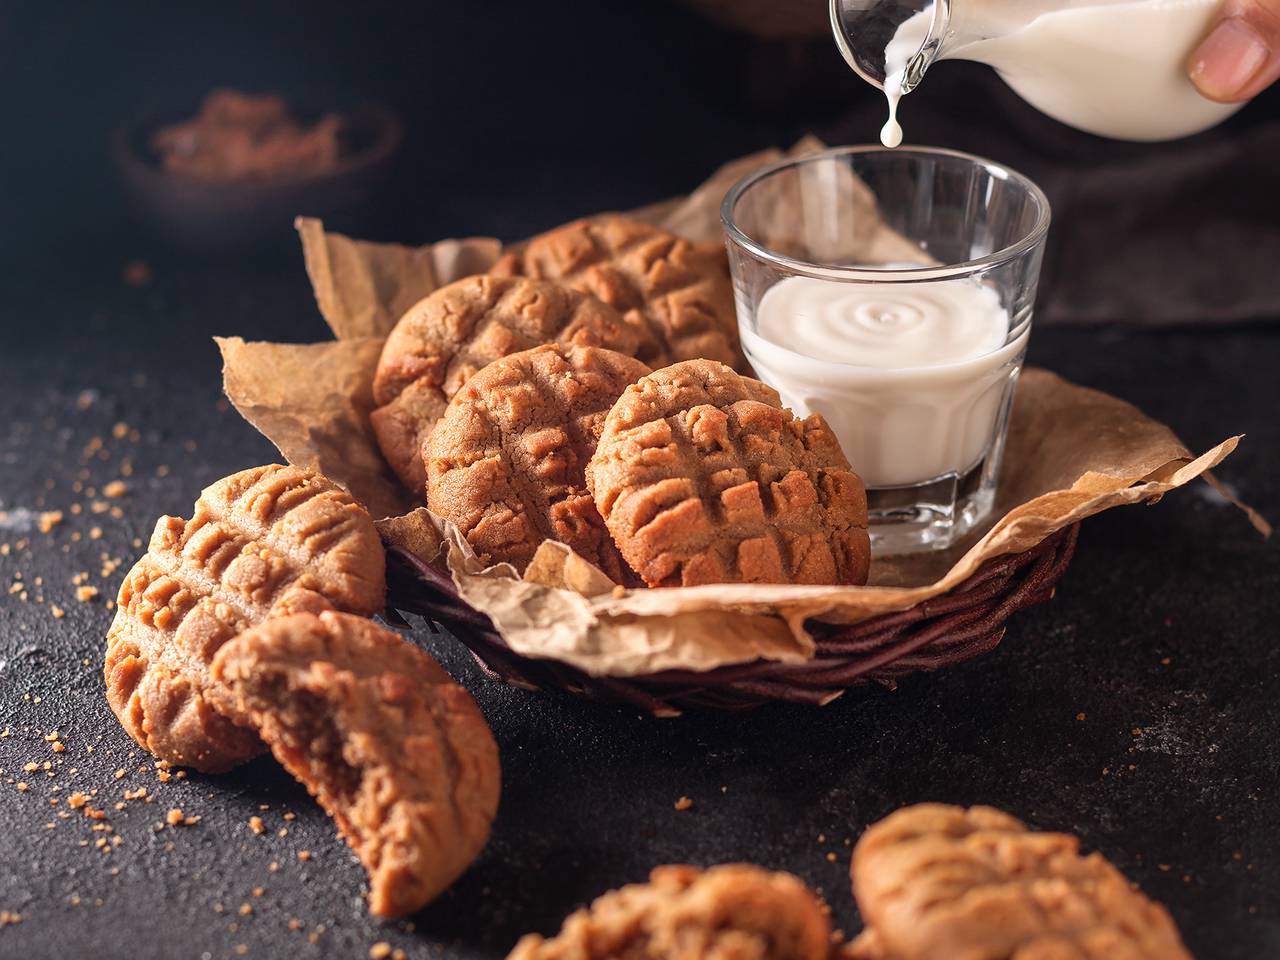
[1189, 0, 1280, 102]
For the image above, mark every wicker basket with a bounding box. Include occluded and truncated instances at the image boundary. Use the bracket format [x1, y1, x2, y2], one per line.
[385, 524, 1080, 714]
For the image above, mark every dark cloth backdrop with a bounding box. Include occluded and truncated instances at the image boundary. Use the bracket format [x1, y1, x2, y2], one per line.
[1, 0, 1277, 328]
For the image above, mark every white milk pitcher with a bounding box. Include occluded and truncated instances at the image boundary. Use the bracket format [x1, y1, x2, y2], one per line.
[831, 0, 1245, 144]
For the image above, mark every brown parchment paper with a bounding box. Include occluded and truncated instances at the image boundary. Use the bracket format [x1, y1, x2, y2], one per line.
[219, 140, 1262, 679]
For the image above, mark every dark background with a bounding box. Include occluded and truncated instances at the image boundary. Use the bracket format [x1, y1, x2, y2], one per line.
[0, 2, 1278, 958]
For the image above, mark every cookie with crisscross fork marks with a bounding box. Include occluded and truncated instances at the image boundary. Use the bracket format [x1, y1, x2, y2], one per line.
[507, 863, 832, 960]
[104, 464, 385, 772]
[372, 274, 642, 497]
[427, 343, 650, 582]
[490, 216, 742, 371]
[848, 804, 1192, 960]
[211, 611, 500, 917]
[588, 360, 870, 588]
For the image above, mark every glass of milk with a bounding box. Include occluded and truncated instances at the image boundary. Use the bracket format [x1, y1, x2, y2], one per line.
[721, 145, 1050, 554]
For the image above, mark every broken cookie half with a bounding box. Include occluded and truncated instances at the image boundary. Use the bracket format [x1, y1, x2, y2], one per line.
[507, 863, 832, 960]
[211, 610, 501, 917]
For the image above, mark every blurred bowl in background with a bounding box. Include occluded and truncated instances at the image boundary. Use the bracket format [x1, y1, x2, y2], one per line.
[111, 98, 402, 254]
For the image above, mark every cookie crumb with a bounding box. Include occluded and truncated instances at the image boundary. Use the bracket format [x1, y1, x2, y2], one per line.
[165, 808, 184, 826]
[123, 261, 152, 288]
[38, 511, 64, 533]
[1076, 712, 1086, 721]
[51, 741, 66, 753]
[297, 850, 312, 862]
[369, 944, 393, 960]
[239, 903, 253, 916]
[103, 480, 129, 498]
[0, 911, 23, 927]
[50, 604, 66, 619]
[674, 796, 693, 811]
[76, 586, 99, 602]
[248, 816, 265, 835]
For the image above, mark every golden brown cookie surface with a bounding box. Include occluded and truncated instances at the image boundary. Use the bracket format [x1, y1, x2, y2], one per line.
[491, 216, 741, 371]
[588, 360, 870, 588]
[850, 804, 1192, 960]
[427, 343, 650, 581]
[103, 464, 385, 773]
[507, 864, 831, 960]
[371, 274, 641, 496]
[211, 611, 500, 918]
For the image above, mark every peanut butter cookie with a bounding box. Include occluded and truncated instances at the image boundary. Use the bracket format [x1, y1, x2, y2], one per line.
[850, 804, 1192, 960]
[588, 360, 870, 587]
[371, 274, 641, 496]
[427, 342, 650, 581]
[104, 464, 385, 773]
[211, 610, 500, 918]
[507, 864, 831, 960]
[491, 216, 741, 371]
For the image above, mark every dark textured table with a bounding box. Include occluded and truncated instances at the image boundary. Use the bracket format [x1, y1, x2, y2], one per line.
[2, 3, 1279, 959]
[2, 233, 1278, 960]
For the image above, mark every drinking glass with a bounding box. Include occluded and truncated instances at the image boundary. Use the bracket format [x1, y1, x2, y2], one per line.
[721, 145, 1050, 553]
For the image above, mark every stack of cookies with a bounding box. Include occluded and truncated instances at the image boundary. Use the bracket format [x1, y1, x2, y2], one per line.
[372, 215, 872, 589]
[104, 463, 501, 917]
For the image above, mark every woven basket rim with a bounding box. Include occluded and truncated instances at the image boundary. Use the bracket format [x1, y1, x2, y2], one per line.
[384, 525, 1079, 713]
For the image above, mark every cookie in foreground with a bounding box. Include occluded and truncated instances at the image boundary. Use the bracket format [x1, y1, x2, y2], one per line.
[103, 464, 385, 773]
[507, 863, 831, 960]
[491, 216, 741, 370]
[372, 274, 642, 496]
[588, 359, 870, 587]
[212, 610, 500, 917]
[849, 803, 1192, 960]
[428, 342, 650, 582]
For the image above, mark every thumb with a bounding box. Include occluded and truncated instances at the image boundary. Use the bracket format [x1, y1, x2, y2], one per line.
[1188, 0, 1280, 102]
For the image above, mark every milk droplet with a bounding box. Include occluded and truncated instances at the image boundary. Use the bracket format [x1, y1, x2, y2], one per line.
[881, 85, 904, 148]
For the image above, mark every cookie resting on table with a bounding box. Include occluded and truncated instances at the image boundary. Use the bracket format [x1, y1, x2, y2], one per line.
[507, 864, 832, 960]
[103, 464, 385, 773]
[848, 803, 1192, 960]
[427, 342, 650, 582]
[490, 216, 742, 371]
[588, 360, 870, 587]
[211, 610, 500, 918]
[371, 274, 642, 496]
